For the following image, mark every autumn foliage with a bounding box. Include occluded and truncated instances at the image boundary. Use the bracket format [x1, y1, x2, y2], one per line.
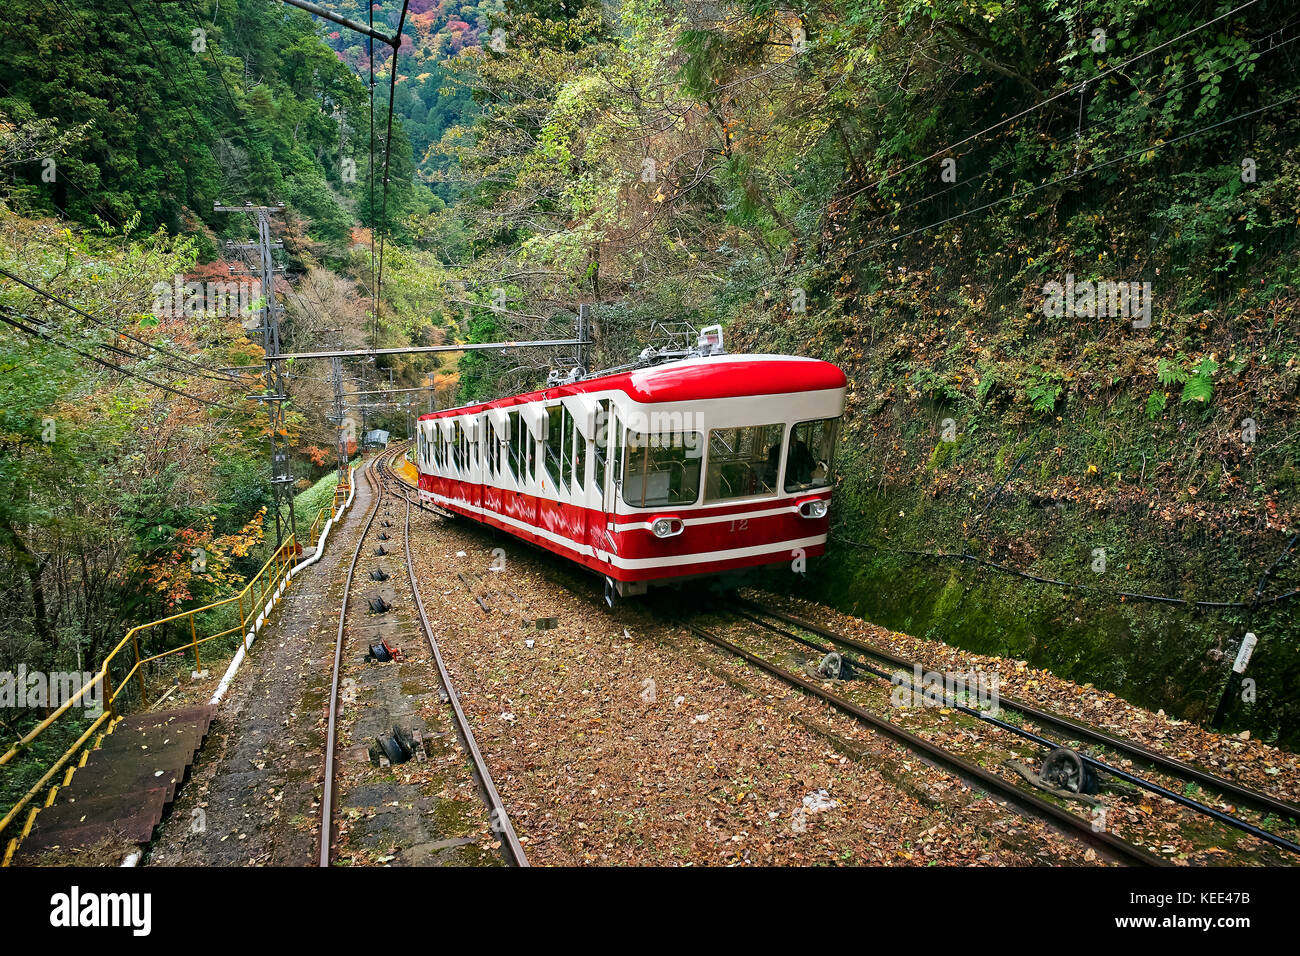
[135, 508, 267, 610]
[302, 445, 330, 467]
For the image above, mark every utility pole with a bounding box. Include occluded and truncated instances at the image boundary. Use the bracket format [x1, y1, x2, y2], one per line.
[216, 201, 298, 551]
[360, 362, 369, 446]
[576, 303, 589, 374]
[330, 355, 349, 485]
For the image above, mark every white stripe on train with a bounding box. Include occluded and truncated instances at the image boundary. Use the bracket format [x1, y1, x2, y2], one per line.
[420, 488, 825, 571]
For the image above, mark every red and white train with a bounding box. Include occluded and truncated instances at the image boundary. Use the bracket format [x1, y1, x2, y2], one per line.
[414, 330, 847, 600]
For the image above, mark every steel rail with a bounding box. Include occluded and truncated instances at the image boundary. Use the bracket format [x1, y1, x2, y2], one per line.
[386, 454, 530, 866]
[728, 604, 1300, 856]
[739, 599, 1300, 825]
[680, 618, 1167, 866]
[319, 455, 383, 866]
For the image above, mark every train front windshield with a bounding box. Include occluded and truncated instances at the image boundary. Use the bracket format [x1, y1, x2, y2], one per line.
[784, 418, 839, 493]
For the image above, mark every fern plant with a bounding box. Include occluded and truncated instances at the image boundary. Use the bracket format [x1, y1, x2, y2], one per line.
[1156, 355, 1188, 386]
[1181, 357, 1217, 404]
[1026, 380, 1062, 414]
[1152, 354, 1215, 406]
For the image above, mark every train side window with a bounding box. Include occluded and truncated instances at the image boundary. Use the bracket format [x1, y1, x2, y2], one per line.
[784, 418, 839, 493]
[704, 423, 784, 502]
[544, 405, 564, 488]
[560, 406, 574, 490]
[611, 411, 622, 487]
[507, 410, 522, 480]
[572, 419, 586, 495]
[622, 431, 702, 507]
[593, 399, 610, 496]
[523, 426, 534, 485]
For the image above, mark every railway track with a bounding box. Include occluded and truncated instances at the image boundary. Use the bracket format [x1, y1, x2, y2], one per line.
[382, 456, 1300, 866]
[319, 446, 528, 867]
[739, 599, 1300, 825]
[683, 602, 1300, 866]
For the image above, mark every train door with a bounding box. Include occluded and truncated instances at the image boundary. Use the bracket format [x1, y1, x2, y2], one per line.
[531, 421, 545, 539]
[517, 402, 546, 545]
[483, 409, 505, 524]
[600, 400, 621, 569]
[472, 414, 485, 516]
[502, 408, 528, 533]
[540, 403, 565, 544]
[586, 398, 611, 563]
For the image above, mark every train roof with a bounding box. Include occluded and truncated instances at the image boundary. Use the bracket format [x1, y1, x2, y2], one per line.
[418, 354, 846, 421]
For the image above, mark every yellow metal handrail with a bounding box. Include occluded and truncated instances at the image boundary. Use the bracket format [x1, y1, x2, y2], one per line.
[0, 467, 355, 863]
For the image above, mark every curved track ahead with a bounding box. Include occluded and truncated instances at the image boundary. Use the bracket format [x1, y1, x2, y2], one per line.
[319, 447, 528, 867]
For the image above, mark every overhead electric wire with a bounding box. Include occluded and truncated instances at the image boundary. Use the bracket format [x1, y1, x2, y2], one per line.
[831, 529, 1300, 610]
[0, 266, 256, 384]
[812, 0, 1262, 221]
[845, 90, 1300, 260]
[367, 7, 378, 347]
[0, 306, 241, 412]
[831, 19, 1300, 253]
[180, 0, 245, 125]
[123, 0, 212, 139]
[0, 266, 255, 384]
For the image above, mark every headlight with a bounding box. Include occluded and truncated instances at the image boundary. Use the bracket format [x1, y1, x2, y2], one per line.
[651, 517, 683, 538]
[799, 499, 828, 519]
